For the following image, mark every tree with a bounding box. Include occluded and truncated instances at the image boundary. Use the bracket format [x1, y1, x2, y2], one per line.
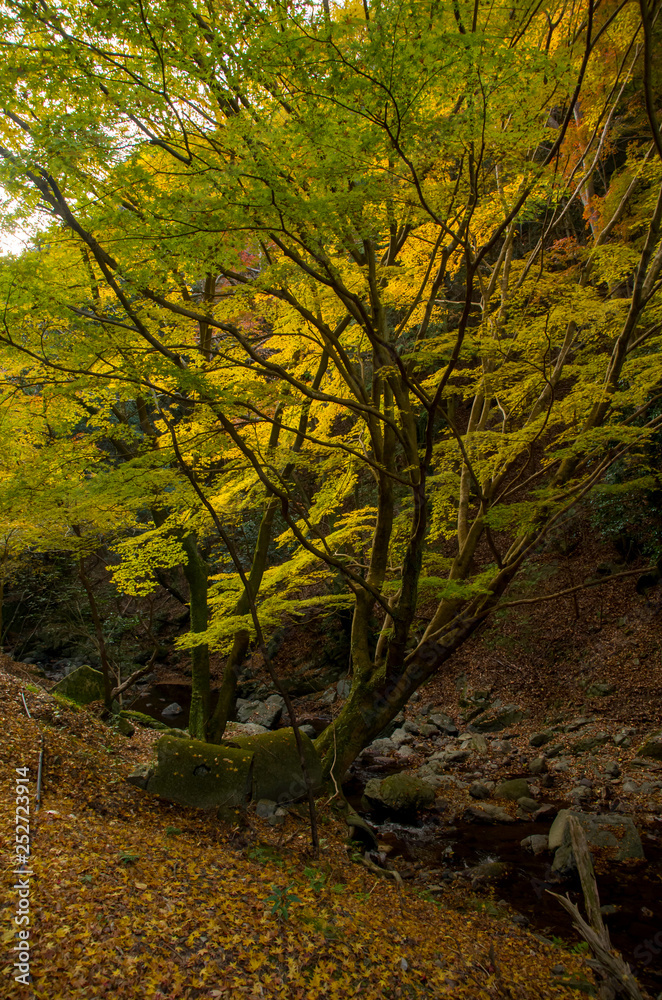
[0, 0, 661, 780]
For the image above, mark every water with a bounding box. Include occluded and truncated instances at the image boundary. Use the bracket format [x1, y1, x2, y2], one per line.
[345, 765, 662, 992]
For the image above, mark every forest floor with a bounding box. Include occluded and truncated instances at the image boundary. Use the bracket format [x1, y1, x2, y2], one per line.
[0, 658, 600, 1000]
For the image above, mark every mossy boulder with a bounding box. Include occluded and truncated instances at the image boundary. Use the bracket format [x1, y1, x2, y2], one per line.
[362, 772, 436, 814]
[637, 729, 662, 761]
[130, 729, 324, 811]
[139, 736, 254, 810]
[496, 778, 530, 800]
[230, 728, 323, 803]
[51, 665, 105, 705]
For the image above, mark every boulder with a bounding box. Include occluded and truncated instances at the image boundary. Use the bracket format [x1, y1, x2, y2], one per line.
[236, 695, 285, 729]
[429, 712, 459, 735]
[133, 728, 323, 810]
[464, 803, 515, 824]
[224, 722, 268, 737]
[473, 705, 524, 733]
[570, 732, 611, 754]
[496, 778, 530, 800]
[637, 730, 662, 761]
[529, 729, 554, 748]
[469, 781, 491, 800]
[114, 717, 135, 737]
[549, 809, 645, 871]
[362, 773, 436, 814]
[141, 736, 254, 809]
[162, 702, 183, 717]
[529, 756, 547, 775]
[521, 834, 549, 855]
[586, 682, 615, 697]
[51, 665, 105, 705]
[230, 727, 323, 803]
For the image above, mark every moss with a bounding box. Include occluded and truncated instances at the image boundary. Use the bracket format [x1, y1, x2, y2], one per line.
[146, 735, 253, 810]
[119, 710, 170, 731]
[51, 666, 105, 705]
[230, 728, 323, 803]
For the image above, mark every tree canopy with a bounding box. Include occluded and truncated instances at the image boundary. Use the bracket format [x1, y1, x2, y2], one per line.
[0, 0, 661, 776]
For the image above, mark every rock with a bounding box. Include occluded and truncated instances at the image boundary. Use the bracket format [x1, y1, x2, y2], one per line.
[604, 761, 621, 778]
[368, 737, 396, 754]
[299, 724, 317, 739]
[637, 730, 662, 761]
[529, 756, 547, 776]
[403, 720, 421, 734]
[429, 713, 459, 735]
[473, 705, 525, 733]
[126, 763, 152, 790]
[236, 695, 284, 729]
[390, 727, 413, 745]
[614, 727, 636, 748]
[521, 834, 549, 855]
[418, 724, 438, 737]
[534, 804, 557, 822]
[231, 728, 324, 803]
[318, 687, 337, 706]
[469, 860, 513, 883]
[570, 732, 611, 754]
[268, 807, 288, 827]
[517, 796, 539, 813]
[114, 717, 135, 737]
[225, 722, 269, 737]
[256, 798, 277, 818]
[362, 773, 436, 814]
[600, 904, 620, 916]
[570, 785, 592, 802]
[51, 665, 105, 705]
[142, 736, 253, 809]
[119, 710, 171, 731]
[495, 778, 530, 800]
[336, 677, 351, 699]
[549, 809, 645, 871]
[471, 733, 488, 753]
[162, 702, 184, 717]
[544, 743, 564, 758]
[564, 717, 591, 733]
[469, 781, 491, 800]
[586, 682, 616, 697]
[429, 749, 470, 766]
[622, 779, 638, 794]
[464, 803, 515, 824]
[140, 728, 323, 810]
[551, 965, 566, 975]
[529, 729, 554, 748]
[396, 745, 415, 759]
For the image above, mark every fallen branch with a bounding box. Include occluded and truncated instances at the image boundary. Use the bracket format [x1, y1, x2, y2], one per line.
[547, 816, 648, 1000]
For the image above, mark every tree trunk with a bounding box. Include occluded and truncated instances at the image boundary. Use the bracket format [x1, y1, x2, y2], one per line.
[181, 532, 210, 740]
[77, 556, 113, 711]
[207, 628, 250, 743]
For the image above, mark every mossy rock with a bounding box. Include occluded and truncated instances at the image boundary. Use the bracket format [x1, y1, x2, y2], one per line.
[495, 778, 530, 800]
[119, 710, 171, 731]
[230, 728, 323, 803]
[637, 729, 662, 761]
[51, 666, 105, 705]
[145, 736, 254, 810]
[363, 772, 436, 814]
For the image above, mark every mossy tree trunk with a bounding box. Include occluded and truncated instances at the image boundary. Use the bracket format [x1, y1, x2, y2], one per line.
[181, 531, 210, 740]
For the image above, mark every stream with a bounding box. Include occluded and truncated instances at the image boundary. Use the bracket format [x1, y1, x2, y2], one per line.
[128, 682, 662, 992]
[345, 764, 662, 994]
